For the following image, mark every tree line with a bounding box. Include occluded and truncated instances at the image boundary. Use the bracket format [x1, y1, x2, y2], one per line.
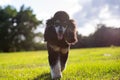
[0, 5, 43, 52]
[72, 24, 120, 48]
[0, 5, 120, 52]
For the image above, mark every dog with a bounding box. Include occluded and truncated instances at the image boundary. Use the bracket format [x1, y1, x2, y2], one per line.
[44, 11, 78, 79]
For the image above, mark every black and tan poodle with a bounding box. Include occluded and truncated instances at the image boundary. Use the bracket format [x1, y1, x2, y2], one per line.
[44, 11, 78, 79]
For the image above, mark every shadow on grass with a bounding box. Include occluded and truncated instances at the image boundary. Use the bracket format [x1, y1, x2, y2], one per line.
[34, 72, 51, 80]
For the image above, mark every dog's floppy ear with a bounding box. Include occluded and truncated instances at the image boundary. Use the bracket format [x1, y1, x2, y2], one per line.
[44, 19, 52, 41]
[44, 18, 57, 42]
[46, 18, 54, 27]
[69, 19, 76, 28]
[64, 19, 78, 44]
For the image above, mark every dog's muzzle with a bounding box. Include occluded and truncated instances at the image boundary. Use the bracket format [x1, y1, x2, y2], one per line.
[55, 26, 66, 40]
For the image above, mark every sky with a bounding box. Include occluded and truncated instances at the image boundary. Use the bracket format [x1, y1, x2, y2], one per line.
[0, 0, 120, 36]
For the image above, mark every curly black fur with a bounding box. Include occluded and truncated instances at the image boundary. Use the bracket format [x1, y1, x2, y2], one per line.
[44, 11, 78, 79]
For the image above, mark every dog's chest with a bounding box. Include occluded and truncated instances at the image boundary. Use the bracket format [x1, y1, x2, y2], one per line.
[49, 44, 69, 54]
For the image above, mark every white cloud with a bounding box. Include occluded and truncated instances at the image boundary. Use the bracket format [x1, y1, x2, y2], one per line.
[78, 24, 95, 36]
[101, 19, 120, 28]
[79, 0, 92, 5]
[67, 4, 82, 18]
[98, 5, 111, 19]
[0, 0, 80, 18]
[37, 0, 81, 21]
[0, 0, 11, 5]
[73, 0, 120, 36]
[0, 0, 81, 23]
[78, 19, 100, 36]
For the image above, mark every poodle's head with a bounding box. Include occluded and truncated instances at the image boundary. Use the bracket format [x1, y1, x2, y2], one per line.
[53, 11, 77, 44]
[46, 11, 78, 45]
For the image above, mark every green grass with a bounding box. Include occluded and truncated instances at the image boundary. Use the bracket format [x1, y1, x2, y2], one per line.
[0, 47, 120, 80]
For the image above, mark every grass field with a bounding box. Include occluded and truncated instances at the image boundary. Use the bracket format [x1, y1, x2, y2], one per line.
[0, 47, 120, 80]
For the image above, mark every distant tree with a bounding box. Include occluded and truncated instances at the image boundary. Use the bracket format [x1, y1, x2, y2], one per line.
[0, 6, 17, 52]
[13, 5, 42, 51]
[92, 24, 108, 47]
[74, 34, 94, 48]
[0, 5, 42, 52]
[92, 24, 120, 47]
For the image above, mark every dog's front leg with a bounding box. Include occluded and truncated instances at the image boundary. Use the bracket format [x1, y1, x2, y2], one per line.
[49, 53, 62, 79]
[60, 52, 68, 72]
[50, 57, 62, 79]
[47, 45, 62, 79]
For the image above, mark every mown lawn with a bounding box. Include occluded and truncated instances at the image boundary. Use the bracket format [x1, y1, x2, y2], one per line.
[0, 47, 120, 80]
